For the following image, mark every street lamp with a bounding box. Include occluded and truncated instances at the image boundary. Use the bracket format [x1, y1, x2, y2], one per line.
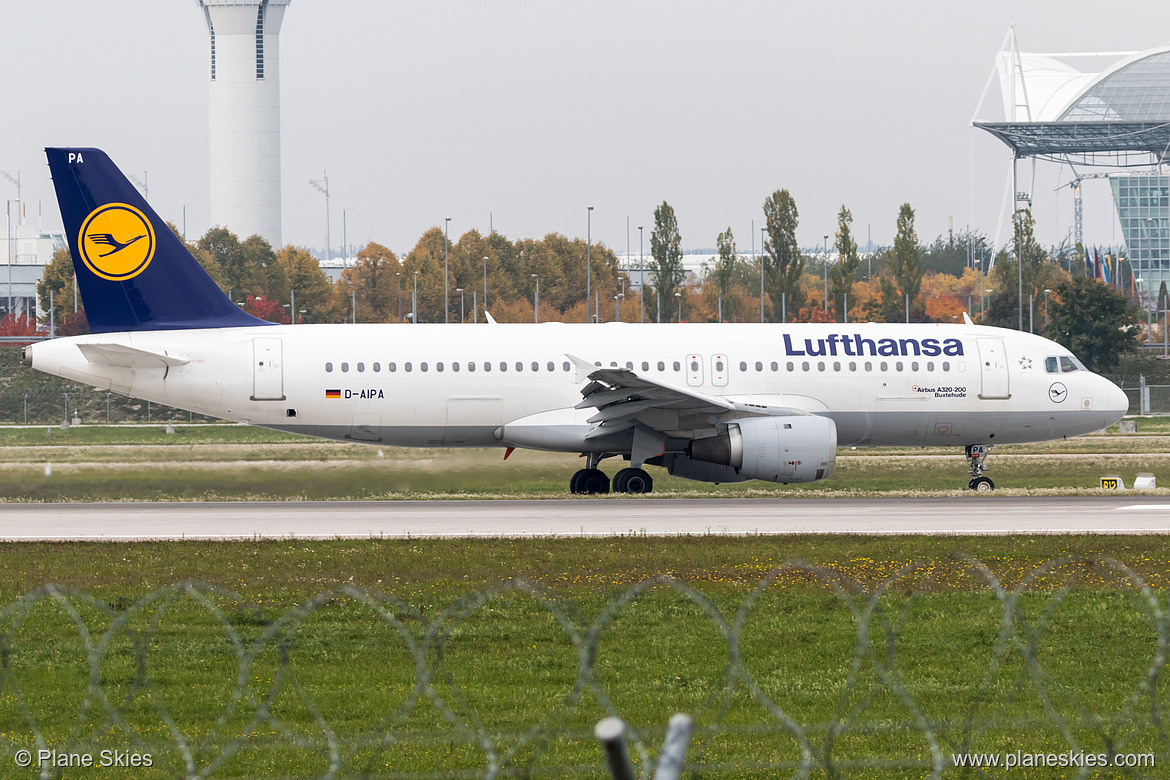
[823, 233, 830, 312]
[675, 291, 682, 323]
[444, 217, 451, 323]
[587, 206, 594, 323]
[615, 292, 624, 322]
[760, 226, 767, 323]
[531, 273, 540, 323]
[482, 256, 489, 312]
[412, 270, 419, 324]
[456, 287, 464, 323]
[1044, 288, 1051, 328]
[396, 272, 402, 322]
[638, 225, 645, 323]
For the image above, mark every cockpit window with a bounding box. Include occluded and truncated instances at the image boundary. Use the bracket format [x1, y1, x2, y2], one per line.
[1045, 357, 1059, 373]
[1060, 356, 1078, 373]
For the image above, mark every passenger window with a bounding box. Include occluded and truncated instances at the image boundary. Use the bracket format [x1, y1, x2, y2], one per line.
[691, 360, 699, 372]
[373, 362, 381, 372]
[421, 362, 429, 372]
[468, 362, 476, 372]
[548, 362, 555, 371]
[623, 361, 631, 370]
[817, 362, 825, 371]
[357, 362, 365, 372]
[325, 362, 333, 373]
[865, 362, 872, 371]
[1045, 357, 1058, 373]
[657, 361, 665, 371]
[673, 361, 681, 371]
[755, 361, 763, 371]
[770, 361, 778, 371]
[484, 362, 491, 372]
[786, 362, 794, 371]
[610, 361, 618, 367]
[436, 362, 444, 372]
[926, 361, 933, 371]
[880, 361, 887, 371]
[802, 361, 810, 371]
[911, 361, 919, 371]
[341, 362, 349, 372]
[739, 361, 748, 371]
[833, 361, 841, 371]
[563, 362, 571, 372]
[389, 362, 397, 372]
[453, 362, 460, 372]
[895, 361, 903, 371]
[642, 361, 649, 371]
[532, 362, 539, 372]
[716, 360, 725, 371]
[516, 362, 523, 371]
[942, 362, 949, 371]
[500, 362, 507, 372]
[405, 362, 412, 372]
[1060, 356, 1077, 373]
[849, 362, 856, 371]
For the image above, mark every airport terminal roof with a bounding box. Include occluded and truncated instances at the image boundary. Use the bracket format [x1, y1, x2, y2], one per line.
[974, 40, 1170, 165]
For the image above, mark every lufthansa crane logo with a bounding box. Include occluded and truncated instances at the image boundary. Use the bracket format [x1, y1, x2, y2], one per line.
[78, 203, 155, 281]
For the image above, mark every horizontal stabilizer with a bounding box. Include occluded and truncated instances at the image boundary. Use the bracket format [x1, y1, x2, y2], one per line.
[77, 343, 189, 369]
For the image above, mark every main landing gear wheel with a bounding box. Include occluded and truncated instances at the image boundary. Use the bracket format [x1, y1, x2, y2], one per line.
[570, 468, 610, 494]
[613, 467, 653, 494]
[965, 444, 995, 491]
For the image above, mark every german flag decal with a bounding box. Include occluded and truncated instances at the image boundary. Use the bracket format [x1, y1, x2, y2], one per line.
[325, 389, 341, 399]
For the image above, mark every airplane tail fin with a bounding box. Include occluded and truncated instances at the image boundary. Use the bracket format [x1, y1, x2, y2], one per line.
[45, 147, 269, 333]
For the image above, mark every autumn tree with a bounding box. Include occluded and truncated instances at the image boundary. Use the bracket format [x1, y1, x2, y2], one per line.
[762, 189, 804, 321]
[881, 203, 923, 321]
[984, 210, 1064, 330]
[714, 227, 737, 321]
[274, 246, 336, 323]
[401, 228, 448, 323]
[828, 205, 860, 322]
[336, 242, 402, 323]
[649, 202, 685, 323]
[1045, 275, 1139, 372]
[36, 247, 81, 327]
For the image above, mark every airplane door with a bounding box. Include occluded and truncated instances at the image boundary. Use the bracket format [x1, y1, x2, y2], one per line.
[686, 354, 704, 387]
[251, 338, 285, 401]
[711, 354, 728, 387]
[976, 337, 1010, 399]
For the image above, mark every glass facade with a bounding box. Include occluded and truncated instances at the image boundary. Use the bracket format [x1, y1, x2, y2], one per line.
[1062, 51, 1170, 122]
[1110, 174, 1170, 299]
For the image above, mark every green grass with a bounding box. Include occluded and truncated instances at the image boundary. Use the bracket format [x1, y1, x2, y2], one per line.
[1, 537, 1169, 778]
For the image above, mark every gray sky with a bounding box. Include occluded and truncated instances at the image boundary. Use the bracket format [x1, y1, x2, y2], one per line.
[4, 0, 1167, 257]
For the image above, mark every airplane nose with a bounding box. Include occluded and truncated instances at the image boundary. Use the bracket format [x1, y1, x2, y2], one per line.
[1103, 377, 1130, 424]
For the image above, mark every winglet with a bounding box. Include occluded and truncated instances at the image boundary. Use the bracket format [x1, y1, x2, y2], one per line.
[963, 311, 975, 325]
[484, 311, 498, 325]
[566, 353, 598, 383]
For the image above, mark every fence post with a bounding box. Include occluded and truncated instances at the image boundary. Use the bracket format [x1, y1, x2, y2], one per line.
[652, 713, 694, 780]
[1140, 374, 1150, 415]
[594, 717, 636, 780]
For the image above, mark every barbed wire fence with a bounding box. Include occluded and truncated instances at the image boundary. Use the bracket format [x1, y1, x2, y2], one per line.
[0, 556, 1167, 779]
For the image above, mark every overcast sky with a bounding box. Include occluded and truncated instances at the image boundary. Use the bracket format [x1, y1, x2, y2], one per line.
[4, 1, 1167, 257]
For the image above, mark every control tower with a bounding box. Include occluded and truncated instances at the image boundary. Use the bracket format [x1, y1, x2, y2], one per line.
[196, 0, 291, 248]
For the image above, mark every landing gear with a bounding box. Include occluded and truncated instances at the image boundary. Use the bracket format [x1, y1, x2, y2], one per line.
[613, 467, 653, 494]
[965, 444, 994, 491]
[570, 468, 610, 494]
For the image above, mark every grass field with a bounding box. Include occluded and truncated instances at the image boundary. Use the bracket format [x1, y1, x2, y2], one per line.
[1, 536, 1167, 778]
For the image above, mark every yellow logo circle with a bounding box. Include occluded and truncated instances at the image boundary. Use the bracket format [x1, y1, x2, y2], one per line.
[78, 203, 156, 281]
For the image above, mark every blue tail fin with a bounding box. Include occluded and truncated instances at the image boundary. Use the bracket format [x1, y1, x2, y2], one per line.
[45, 147, 270, 333]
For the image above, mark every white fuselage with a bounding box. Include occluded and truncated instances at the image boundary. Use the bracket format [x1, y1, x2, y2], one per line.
[26, 322, 1129, 450]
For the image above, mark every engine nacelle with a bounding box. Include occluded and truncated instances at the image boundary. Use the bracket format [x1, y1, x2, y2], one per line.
[690, 415, 836, 484]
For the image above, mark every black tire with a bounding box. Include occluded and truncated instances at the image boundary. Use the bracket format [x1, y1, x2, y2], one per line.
[579, 468, 610, 494]
[614, 467, 653, 494]
[569, 469, 588, 494]
[969, 477, 994, 492]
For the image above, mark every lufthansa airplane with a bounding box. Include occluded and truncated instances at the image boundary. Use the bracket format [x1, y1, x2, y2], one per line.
[23, 148, 1129, 494]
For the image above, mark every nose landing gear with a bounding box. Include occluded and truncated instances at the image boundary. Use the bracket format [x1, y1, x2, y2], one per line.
[965, 444, 994, 491]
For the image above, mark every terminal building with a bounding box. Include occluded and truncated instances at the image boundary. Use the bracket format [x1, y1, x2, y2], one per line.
[975, 28, 1170, 301]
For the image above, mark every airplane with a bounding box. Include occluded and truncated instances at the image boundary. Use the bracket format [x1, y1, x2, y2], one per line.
[23, 148, 1129, 494]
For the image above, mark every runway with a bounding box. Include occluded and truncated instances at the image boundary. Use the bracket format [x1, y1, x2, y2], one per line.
[1, 497, 1169, 540]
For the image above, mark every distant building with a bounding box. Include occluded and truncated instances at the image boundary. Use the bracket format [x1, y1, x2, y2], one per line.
[1110, 174, 1170, 293]
[0, 224, 67, 319]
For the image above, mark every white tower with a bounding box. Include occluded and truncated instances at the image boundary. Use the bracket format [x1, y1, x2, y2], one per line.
[197, 0, 290, 248]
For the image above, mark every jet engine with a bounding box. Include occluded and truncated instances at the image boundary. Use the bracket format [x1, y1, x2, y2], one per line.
[688, 415, 837, 484]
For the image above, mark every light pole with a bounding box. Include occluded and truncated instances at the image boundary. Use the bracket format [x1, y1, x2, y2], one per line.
[638, 225, 645, 323]
[412, 270, 419, 324]
[456, 288, 464, 323]
[1044, 288, 1051, 329]
[444, 216, 451, 323]
[823, 233, 830, 312]
[342, 207, 354, 267]
[396, 272, 402, 322]
[531, 274, 540, 323]
[482, 256, 489, 313]
[309, 172, 330, 265]
[675, 291, 682, 323]
[760, 226, 767, 323]
[586, 206, 594, 323]
[615, 292, 624, 323]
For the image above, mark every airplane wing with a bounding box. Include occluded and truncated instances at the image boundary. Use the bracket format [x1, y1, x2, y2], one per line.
[567, 354, 806, 445]
[77, 343, 190, 369]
